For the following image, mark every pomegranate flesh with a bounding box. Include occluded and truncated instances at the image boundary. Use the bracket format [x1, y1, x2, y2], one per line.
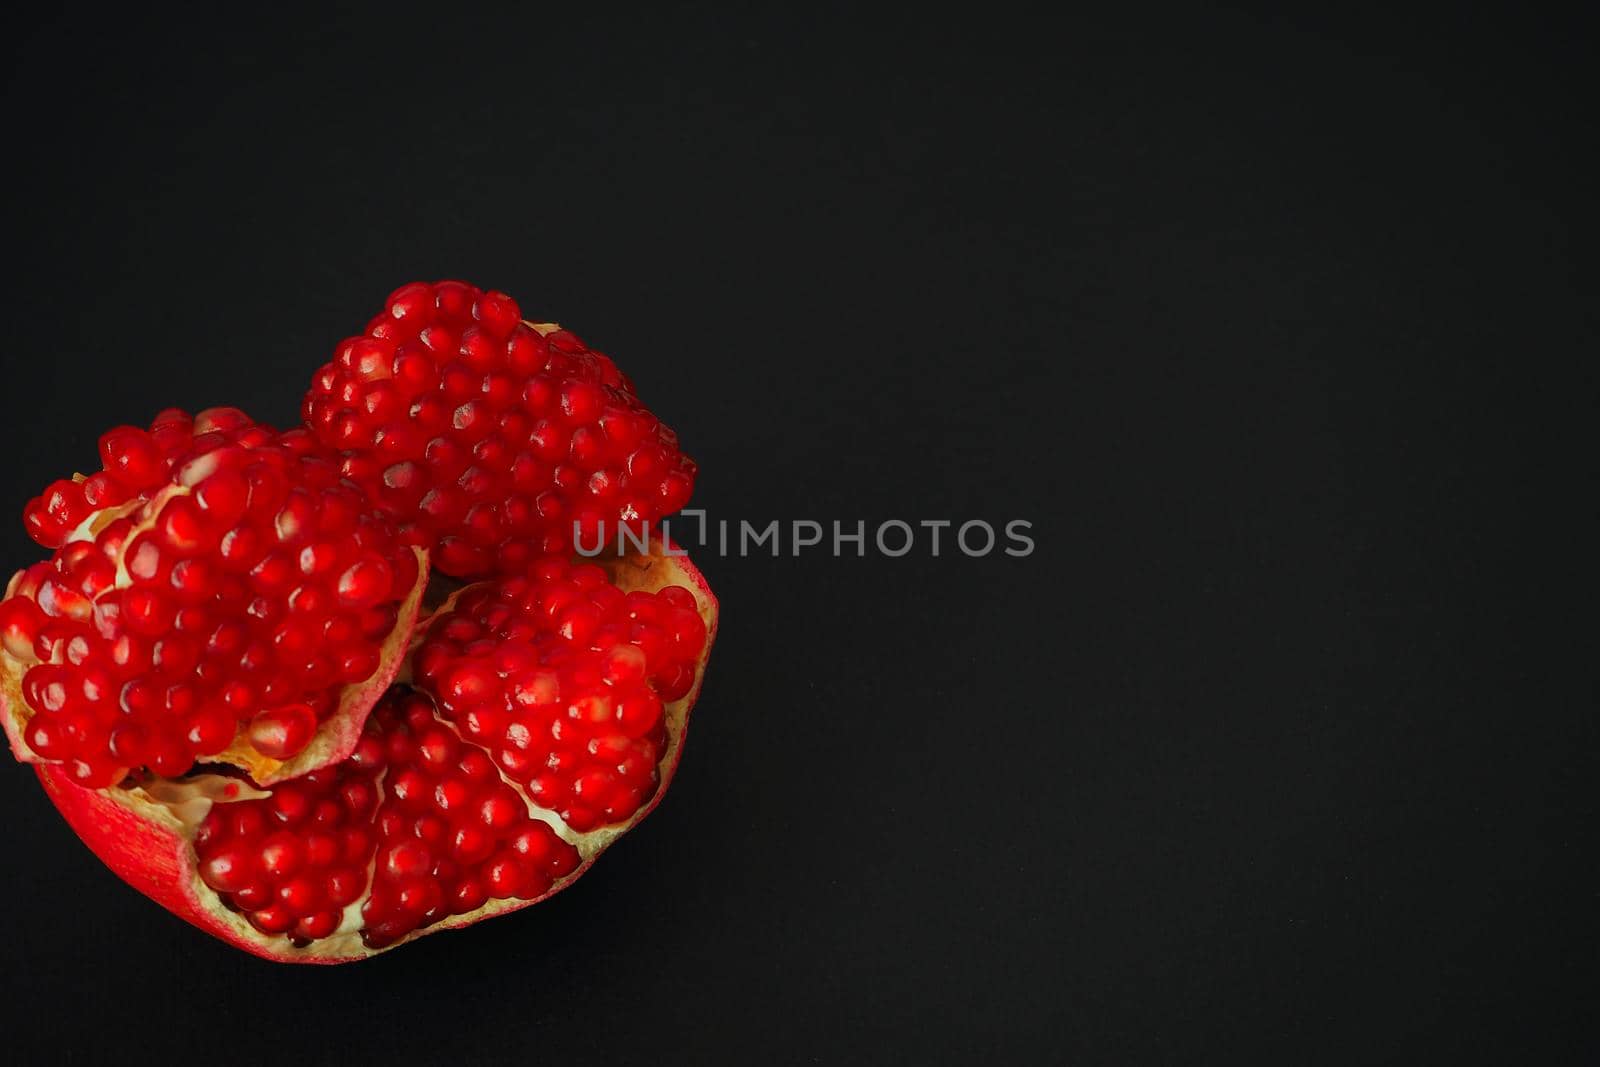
[0, 411, 426, 785]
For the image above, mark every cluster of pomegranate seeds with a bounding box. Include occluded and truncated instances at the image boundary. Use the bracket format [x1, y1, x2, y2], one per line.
[302, 280, 696, 578]
[3, 421, 418, 785]
[23, 408, 268, 549]
[193, 689, 580, 948]
[194, 760, 377, 943]
[414, 558, 706, 832]
[362, 690, 581, 946]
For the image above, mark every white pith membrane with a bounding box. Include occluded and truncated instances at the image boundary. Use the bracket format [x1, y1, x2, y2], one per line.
[27, 545, 714, 961]
[0, 485, 428, 786]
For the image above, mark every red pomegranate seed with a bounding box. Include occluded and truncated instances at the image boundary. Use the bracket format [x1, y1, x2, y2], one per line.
[247, 704, 318, 760]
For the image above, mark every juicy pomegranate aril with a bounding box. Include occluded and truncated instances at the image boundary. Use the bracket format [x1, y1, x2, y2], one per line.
[303, 280, 697, 578]
[0, 417, 427, 786]
[32, 545, 716, 962]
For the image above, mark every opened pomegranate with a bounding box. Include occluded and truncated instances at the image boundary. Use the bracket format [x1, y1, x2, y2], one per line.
[0, 410, 426, 785]
[34, 546, 715, 961]
[6, 284, 715, 962]
[302, 280, 696, 578]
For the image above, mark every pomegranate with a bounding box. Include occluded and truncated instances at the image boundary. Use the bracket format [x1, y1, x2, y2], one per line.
[5, 284, 715, 962]
[0, 410, 427, 785]
[303, 280, 696, 578]
[33, 545, 715, 962]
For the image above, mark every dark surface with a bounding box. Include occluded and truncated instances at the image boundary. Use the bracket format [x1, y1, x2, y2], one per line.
[0, 8, 1588, 1065]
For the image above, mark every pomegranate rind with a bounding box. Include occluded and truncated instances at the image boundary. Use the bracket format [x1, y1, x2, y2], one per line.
[34, 763, 362, 964]
[27, 542, 714, 963]
[0, 644, 33, 764]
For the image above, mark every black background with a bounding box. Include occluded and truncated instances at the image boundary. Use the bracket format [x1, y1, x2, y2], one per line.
[0, 7, 1589, 1064]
